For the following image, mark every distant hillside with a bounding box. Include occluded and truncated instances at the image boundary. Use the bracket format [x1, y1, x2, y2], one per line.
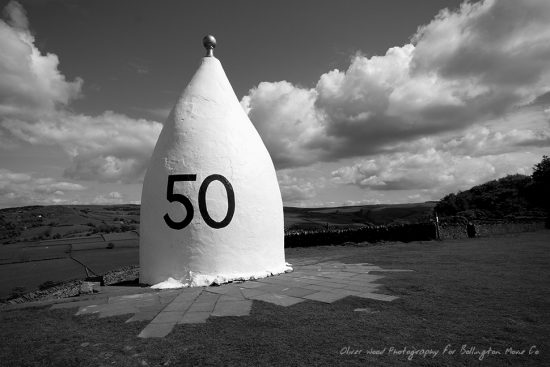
[284, 202, 437, 230]
[0, 205, 140, 244]
[0, 201, 438, 244]
[435, 156, 549, 220]
[2, 155, 547, 244]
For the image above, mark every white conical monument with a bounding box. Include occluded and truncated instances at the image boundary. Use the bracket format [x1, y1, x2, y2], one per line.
[140, 35, 291, 288]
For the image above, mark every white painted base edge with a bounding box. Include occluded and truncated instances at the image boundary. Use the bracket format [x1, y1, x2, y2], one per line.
[150, 263, 294, 289]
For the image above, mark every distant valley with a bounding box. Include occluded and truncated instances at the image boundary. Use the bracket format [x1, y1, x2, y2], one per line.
[0, 202, 437, 245]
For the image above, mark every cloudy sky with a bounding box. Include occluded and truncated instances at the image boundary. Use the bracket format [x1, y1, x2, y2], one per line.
[0, 0, 548, 209]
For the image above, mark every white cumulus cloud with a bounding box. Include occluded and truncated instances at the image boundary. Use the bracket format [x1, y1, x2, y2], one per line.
[277, 170, 318, 204]
[243, 0, 550, 169]
[3, 111, 161, 182]
[0, 1, 162, 184]
[0, 1, 82, 120]
[92, 191, 124, 205]
[331, 143, 541, 199]
[0, 168, 86, 208]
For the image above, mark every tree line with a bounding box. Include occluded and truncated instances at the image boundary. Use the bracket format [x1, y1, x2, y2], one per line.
[435, 156, 549, 219]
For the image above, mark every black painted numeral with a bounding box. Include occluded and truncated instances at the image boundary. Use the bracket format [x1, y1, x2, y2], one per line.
[199, 174, 235, 229]
[164, 174, 196, 230]
[164, 174, 235, 230]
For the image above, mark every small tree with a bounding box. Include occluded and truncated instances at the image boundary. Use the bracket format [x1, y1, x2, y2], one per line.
[531, 156, 550, 224]
[532, 155, 550, 185]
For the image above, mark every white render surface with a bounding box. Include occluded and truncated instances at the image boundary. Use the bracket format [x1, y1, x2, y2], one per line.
[140, 56, 290, 287]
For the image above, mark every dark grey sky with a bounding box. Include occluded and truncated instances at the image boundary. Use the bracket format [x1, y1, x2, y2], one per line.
[0, 0, 548, 208]
[8, 0, 466, 119]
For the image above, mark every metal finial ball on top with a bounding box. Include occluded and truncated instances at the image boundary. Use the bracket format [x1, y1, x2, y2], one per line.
[203, 35, 216, 57]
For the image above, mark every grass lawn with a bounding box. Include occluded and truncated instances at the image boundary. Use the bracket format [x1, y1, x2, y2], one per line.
[1, 230, 548, 366]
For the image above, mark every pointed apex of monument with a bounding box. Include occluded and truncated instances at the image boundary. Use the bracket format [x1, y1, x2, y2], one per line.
[203, 35, 216, 57]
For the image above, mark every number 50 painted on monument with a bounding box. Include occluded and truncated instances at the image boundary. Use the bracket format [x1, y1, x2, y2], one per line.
[163, 174, 235, 230]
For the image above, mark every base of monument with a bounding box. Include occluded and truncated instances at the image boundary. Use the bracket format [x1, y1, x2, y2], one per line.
[149, 263, 293, 289]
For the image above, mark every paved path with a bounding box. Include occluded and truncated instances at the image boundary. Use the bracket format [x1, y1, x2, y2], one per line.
[50, 261, 411, 338]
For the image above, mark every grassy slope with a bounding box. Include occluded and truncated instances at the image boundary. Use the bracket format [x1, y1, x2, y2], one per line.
[1, 230, 548, 366]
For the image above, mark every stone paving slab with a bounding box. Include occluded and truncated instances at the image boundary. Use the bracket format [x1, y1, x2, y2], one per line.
[162, 291, 201, 312]
[205, 285, 242, 295]
[138, 323, 173, 338]
[255, 277, 287, 284]
[302, 284, 339, 292]
[188, 295, 219, 312]
[201, 290, 223, 298]
[248, 293, 305, 307]
[221, 287, 246, 300]
[234, 281, 265, 289]
[158, 293, 180, 305]
[357, 292, 399, 302]
[187, 303, 214, 312]
[303, 291, 347, 303]
[126, 310, 159, 323]
[179, 311, 211, 324]
[320, 281, 348, 289]
[254, 283, 291, 293]
[59, 261, 410, 338]
[138, 304, 166, 313]
[279, 287, 318, 298]
[324, 288, 363, 296]
[320, 277, 355, 285]
[151, 310, 186, 324]
[239, 287, 270, 298]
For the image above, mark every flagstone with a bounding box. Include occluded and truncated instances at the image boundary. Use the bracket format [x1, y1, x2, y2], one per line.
[158, 292, 180, 305]
[301, 284, 336, 292]
[357, 293, 399, 302]
[303, 291, 346, 303]
[234, 281, 264, 289]
[248, 293, 304, 307]
[206, 285, 241, 295]
[279, 287, 318, 298]
[239, 287, 270, 298]
[57, 260, 409, 338]
[255, 283, 291, 293]
[150, 310, 186, 324]
[179, 311, 211, 324]
[188, 299, 218, 312]
[125, 311, 159, 323]
[138, 323, 173, 338]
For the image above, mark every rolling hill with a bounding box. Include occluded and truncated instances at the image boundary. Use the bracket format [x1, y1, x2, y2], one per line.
[0, 202, 437, 245]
